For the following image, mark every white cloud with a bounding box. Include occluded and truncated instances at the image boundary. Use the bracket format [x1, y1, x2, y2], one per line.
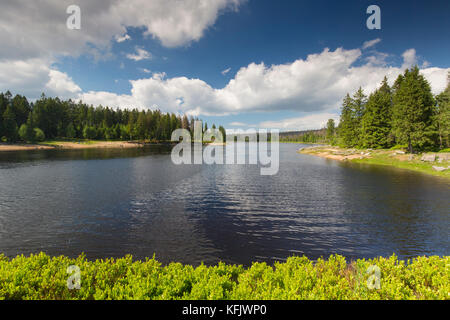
[77, 47, 448, 117]
[259, 113, 340, 131]
[362, 38, 381, 49]
[140, 68, 152, 74]
[0, 0, 244, 61]
[126, 47, 152, 61]
[229, 121, 249, 127]
[45, 70, 82, 98]
[420, 68, 449, 94]
[366, 52, 389, 66]
[222, 68, 231, 75]
[0, 58, 81, 100]
[116, 34, 131, 43]
[1, 46, 448, 127]
[402, 48, 417, 69]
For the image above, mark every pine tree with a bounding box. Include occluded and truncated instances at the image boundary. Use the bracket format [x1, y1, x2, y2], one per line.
[352, 87, 367, 147]
[326, 119, 336, 144]
[338, 93, 357, 147]
[392, 66, 437, 153]
[361, 77, 393, 148]
[0, 93, 7, 138]
[25, 113, 35, 141]
[3, 105, 18, 142]
[66, 123, 76, 139]
[435, 72, 450, 148]
[219, 126, 226, 142]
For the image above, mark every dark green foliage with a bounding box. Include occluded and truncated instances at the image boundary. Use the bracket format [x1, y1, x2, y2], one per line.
[435, 73, 450, 148]
[3, 105, 18, 142]
[218, 126, 226, 142]
[391, 67, 437, 153]
[0, 92, 10, 138]
[66, 123, 76, 139]
[337, 67, 445, 153]
[0, 91, 192, 142]
[326, 119, 336, 144]
[83, 125, 97, 139]
[338, 93, 359, 147]
[361, 77, 393, 148]
[279, 129, 327, 143]
[11, 94, 31, 127]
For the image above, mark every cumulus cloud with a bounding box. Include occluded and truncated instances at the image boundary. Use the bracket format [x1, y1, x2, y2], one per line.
[1, 46, 448, 131]
[0, 0, 244, 61]
[126, 47, 152, 61]
[402, 49, 418, 69]
[78, 47, 449, 117]
[0, 58, 81, 99]
[260, 113, 340, 131]
[116, 34, 131, 43]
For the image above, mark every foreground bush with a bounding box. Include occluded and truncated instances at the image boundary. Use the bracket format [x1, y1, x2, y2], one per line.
[0, 253, 448, 300]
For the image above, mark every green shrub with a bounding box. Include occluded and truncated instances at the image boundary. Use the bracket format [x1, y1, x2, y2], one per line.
[34, 128, 45, 142]
[0, 253, 448, 300]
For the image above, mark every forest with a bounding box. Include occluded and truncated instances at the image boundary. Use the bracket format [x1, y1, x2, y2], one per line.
[0, 92, 225, 143]
[327, 67, 450, 153]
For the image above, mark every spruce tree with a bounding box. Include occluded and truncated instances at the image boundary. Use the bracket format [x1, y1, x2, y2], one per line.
[25, 113, 35, 141]
[352, 87, 367, 147]
[3, 105, 18, 142]
[435, 72, 450, 148]
[0, 93, 7, 138]
[361, 77, 393, 148]
[326, 119, 336, 144]
[392, 66, 437, 153]
[338, 93, 356, 147]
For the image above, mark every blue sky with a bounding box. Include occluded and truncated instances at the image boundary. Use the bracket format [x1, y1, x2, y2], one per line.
[0, 0, 449, 130]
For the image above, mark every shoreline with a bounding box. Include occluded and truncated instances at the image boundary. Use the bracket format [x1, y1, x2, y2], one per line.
[0, 140, 150, 152]
[299, 145, 450, 179]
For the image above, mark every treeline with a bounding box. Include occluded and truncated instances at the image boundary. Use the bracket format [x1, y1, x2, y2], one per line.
[327, 67, 449, 153]
[279, 129, 327, 143]
[0, 92, 226, 143]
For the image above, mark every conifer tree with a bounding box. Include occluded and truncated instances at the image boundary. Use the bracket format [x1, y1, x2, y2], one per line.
[25, 113, 36, 142]
[361, 77, 393, 148]
[326, 119, 336, 144]
[3, 105, 18, 142]
[435, 72, 450, 148]
[352, 87, 367, 147]
[338, 93, 358, 147]
[392, 66, 436, 153]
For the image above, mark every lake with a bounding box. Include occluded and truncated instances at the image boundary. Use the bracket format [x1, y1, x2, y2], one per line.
[0, 143, 448, 265]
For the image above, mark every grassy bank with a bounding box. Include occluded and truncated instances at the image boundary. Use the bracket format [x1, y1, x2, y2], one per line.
[299, 146, 450, 179]
[0, 253, 448, 300]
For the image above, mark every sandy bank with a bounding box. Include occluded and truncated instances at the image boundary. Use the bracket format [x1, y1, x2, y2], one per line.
[0, 141, 144, 152]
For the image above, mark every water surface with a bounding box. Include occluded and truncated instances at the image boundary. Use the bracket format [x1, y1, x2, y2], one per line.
[0, 143, 448, 265]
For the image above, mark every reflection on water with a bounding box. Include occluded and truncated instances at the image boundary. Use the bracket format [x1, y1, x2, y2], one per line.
[0, 144, 448, 265]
